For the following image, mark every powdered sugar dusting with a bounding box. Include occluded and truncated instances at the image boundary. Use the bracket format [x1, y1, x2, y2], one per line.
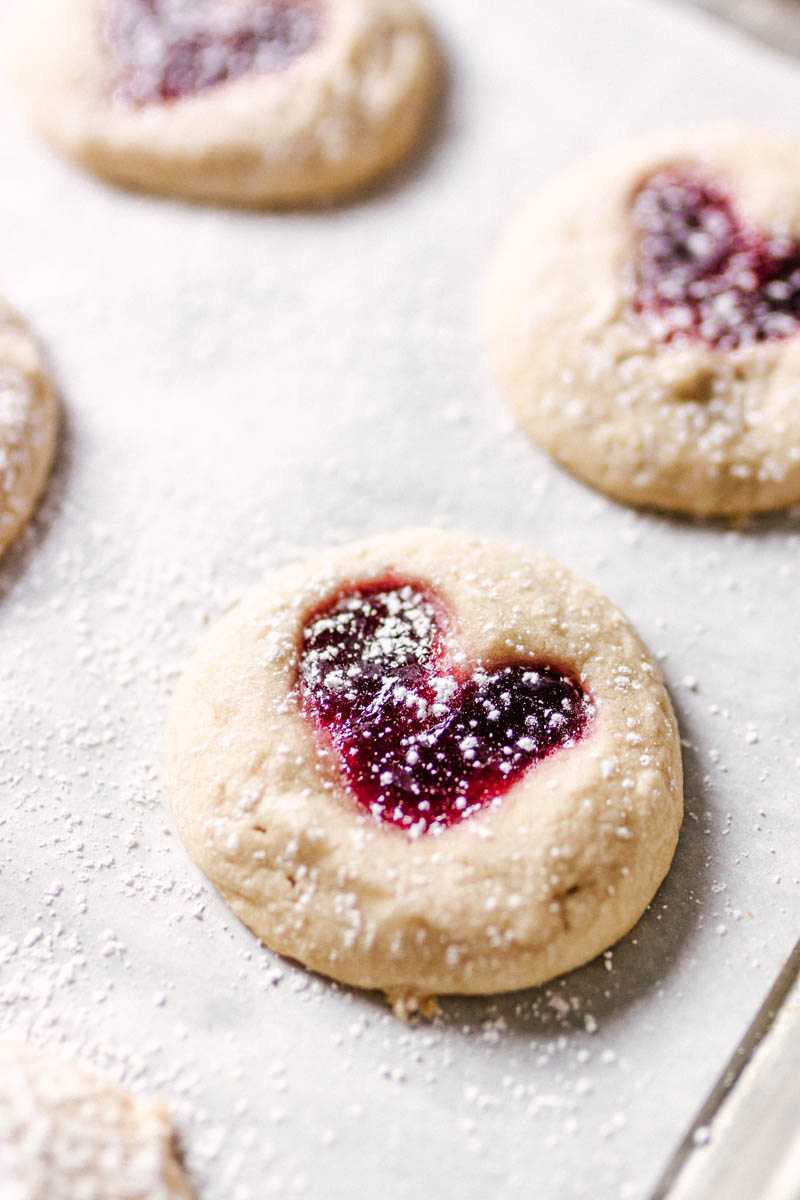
[0, 312, 57, 557]
[106, 0, 321, 104]
[0, 1041, 191, 1200]
[631, 165, 800, 349]
[0, 370, 36, 513]
[0, 0, 798, 1196]
[299, 579, 591, 832]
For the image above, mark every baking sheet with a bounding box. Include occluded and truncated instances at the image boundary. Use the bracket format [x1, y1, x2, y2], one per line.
[0, 0, 798, 1197]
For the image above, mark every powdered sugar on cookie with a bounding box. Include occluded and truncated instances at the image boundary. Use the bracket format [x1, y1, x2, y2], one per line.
[166, 529, 683, 1012]
[12, 0, 439, 205]
[487, 128, 800, 516]
[0, 1041, 195, 1200]
[0, 304, 58, 558]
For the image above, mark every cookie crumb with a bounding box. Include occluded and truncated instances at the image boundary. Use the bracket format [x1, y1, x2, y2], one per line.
[386, 991, 439, 1022]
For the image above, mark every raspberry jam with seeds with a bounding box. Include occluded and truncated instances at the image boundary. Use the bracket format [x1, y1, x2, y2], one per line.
[107, 0, 320, 104]
[298, 581, 591, 834]
[631, 166, 800, 350]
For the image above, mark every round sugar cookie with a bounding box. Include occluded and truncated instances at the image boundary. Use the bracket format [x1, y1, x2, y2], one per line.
[166, 529, 683, 1014]
[487, 128, 800, 516]
[12, 0, 439, 206]
[0, 303, 58, 559]
[0, 1041, 195, 1199]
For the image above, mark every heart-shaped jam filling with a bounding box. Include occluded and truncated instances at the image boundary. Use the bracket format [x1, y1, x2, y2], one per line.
[631, 166, 800, 350]
[298, 580, 591, 834]
[106, 0, 320, 104]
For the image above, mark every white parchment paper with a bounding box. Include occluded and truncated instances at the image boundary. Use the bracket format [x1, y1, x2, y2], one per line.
[0, 1, 798, 1197]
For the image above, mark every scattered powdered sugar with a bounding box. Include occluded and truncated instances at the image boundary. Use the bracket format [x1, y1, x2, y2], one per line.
[1, 459, 794, 1198]
[0, 0, 799, 1194]
[0, 371, 30, 444]
[0, 368, 36, 518]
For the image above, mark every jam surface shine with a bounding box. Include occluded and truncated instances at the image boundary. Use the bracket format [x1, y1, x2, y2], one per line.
[298, 581, 591, 834]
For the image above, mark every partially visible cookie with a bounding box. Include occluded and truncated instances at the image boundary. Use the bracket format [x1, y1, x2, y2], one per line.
[487, 128, 800, 516]
[12, 0, 439, 206]
[0, 303, 58, 559]
[0, 1041, 195, 1200]
[167, 529, 683, 1014]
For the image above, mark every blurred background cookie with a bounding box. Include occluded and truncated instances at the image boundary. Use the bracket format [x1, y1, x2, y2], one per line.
[0, 302, 58, 559]
[12, 0, 440, 205]
[0, 1040, 195, 1200]
[487, 128, 800, 517]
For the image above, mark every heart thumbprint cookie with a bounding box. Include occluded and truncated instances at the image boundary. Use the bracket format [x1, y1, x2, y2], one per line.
[166, 530, 683, 1015]
[0, 302, 58, 561]
[487, 128, 800, 516]
[12, 0, 439, 205]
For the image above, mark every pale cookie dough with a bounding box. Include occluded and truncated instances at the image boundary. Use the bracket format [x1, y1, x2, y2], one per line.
[167, 529, 683, 1014]
[0, 303, 58, 559]
[0, 1041, 195, 1200]
[487, 128, 800, 516]
[12, 0, 439, 206]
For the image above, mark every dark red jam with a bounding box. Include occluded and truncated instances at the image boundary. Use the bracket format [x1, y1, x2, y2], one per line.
[106, 0, 320, 104]
[298, 581, 591, 834]
[631, 166, 800, 350]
